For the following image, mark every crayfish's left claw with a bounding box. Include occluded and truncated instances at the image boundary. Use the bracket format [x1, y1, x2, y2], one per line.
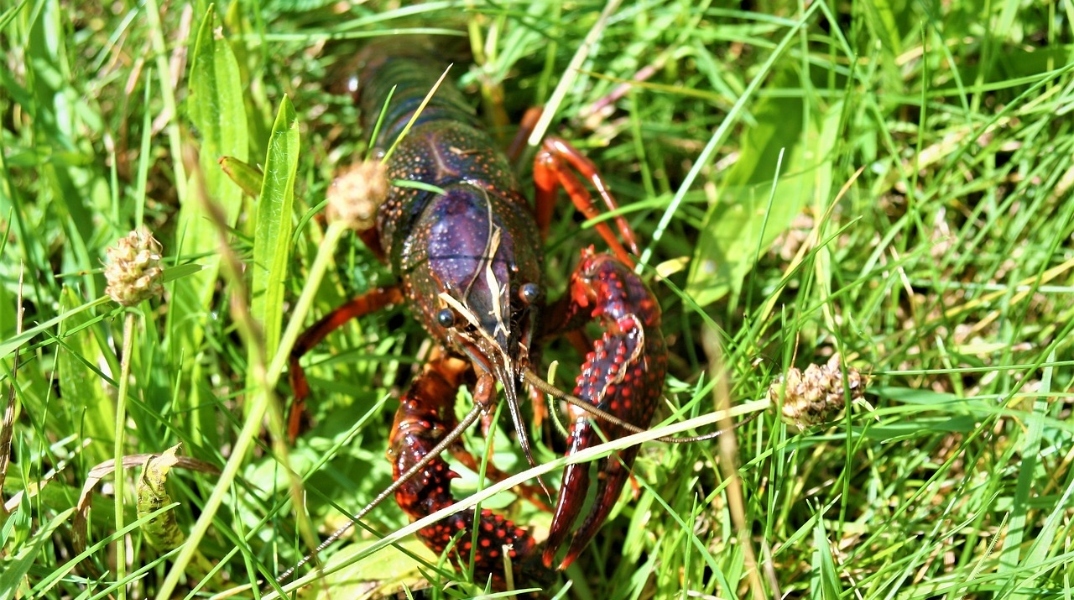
[541, 248, 667, 570]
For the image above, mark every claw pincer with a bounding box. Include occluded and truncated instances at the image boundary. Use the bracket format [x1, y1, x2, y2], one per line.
[543, 248, 667, 569]
[388, 356, 551, 588]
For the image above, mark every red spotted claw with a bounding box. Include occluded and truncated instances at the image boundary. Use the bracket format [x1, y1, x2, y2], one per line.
[541, 247, 667, 570]
[388, 354, 553, 589]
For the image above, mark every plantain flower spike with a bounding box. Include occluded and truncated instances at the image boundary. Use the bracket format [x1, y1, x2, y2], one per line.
[770, 353, 865, 429]
[326, 159, 390, 231]
[105, 228, 164, 306]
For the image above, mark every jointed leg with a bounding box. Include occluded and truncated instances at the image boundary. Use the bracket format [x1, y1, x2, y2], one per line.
[287, 286, 404, 441]
[533, 136, 640, 267]
[512, 107, 641, 266]
[389, 353, 553, 589]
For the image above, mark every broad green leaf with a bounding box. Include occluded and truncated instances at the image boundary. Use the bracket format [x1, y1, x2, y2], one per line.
[56, 287, 114, 466]
[173, 6, 248, 325]
[315, 538, 439, 600]
[171, 6, 248, 442]
[686, 67, 818, 306]
[250, 96, 299, 361]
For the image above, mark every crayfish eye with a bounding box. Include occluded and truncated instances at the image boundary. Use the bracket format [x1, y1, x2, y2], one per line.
[519, 282, 541, 304]
[436, 308, 456, 328]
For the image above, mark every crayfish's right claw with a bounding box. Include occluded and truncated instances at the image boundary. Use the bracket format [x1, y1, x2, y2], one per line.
[390, 356, 556, 590]
[541, 248, 667, 570]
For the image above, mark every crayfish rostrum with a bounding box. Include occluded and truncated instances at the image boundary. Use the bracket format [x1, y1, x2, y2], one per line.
[287, 37, 669, 592]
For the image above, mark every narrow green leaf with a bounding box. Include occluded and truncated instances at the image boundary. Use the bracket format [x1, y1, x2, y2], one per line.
[686, 67, 818, 306]
[0, 2, 27, 31]
[1015, 452, 1074, 595]
[0, 297, 109, 361]
[810, 518, 842, 600]
[1002, 350, 1051, 598]
[860, 0, 902, 58]
[860, 0, 904, 85]
[161, 263, 204, 283]
[251, 96, 299, 357]
[806, 99, 845, 330]
[0, 507, 76, 599]
[391, 178, 446, 195]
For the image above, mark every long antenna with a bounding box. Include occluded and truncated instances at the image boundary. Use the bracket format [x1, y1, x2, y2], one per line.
[523, 369, 741, 443]
[272, 403, 483, 587]
[274, 370, 749, 588]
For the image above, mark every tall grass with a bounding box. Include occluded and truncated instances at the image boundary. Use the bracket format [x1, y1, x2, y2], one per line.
[2, 0, 1073, 598]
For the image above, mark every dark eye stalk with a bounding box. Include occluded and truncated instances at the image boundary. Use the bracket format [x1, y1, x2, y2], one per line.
[436, 308, 456, 328]
[519, 282, 541, 304]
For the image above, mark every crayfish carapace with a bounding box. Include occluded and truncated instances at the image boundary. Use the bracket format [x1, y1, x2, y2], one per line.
[286, 37, 669, 592]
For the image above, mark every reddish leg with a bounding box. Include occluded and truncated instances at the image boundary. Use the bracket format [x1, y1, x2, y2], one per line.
[447, 366, 552, 514]
[288, 286, 404, 442]
[512, 107, 639, 266]
[506, 107, 543, 164]
[512, 108, 643, 430]
[389, 354, 553, 590]
[533, 135, 640, 267]
[541, 247, 667, 570]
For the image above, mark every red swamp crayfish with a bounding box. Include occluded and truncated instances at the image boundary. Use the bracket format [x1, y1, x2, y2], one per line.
[284, 37, 681, 592]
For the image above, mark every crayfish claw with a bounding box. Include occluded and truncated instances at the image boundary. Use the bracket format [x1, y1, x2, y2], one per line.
[541, 436, 592, 568]
[542, 249, 667, 570]
[389, 357, 556, 590]
[560, 450, 637, 569]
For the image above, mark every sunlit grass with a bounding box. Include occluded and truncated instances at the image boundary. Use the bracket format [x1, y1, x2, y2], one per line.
[3, 0, 1074, 598]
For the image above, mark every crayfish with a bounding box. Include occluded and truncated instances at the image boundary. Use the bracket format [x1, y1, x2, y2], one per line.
[287, 37, 670, 592]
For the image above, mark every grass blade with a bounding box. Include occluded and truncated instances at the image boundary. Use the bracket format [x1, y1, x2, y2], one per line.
[250, 96, 299, 370]
[684, 26, 819, 306]
[56, 287, 114, 466]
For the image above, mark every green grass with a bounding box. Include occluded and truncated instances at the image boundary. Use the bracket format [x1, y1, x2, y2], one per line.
[3, 0, 1074, 598]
